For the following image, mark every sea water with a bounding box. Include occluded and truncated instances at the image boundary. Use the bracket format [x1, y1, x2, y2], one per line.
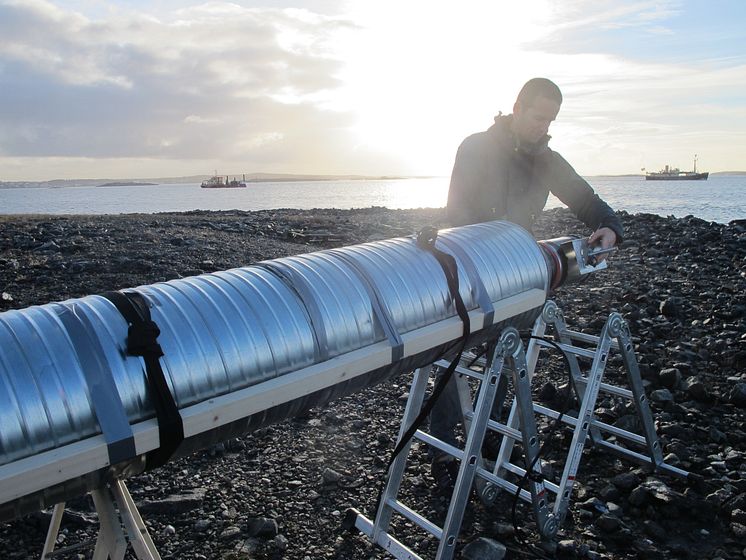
[1, 175, 744, 224]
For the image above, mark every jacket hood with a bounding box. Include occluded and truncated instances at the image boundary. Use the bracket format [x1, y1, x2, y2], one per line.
[488, 114, 551, 156]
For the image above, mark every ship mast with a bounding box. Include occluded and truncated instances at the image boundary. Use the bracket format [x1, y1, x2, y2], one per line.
[694, 155, 697, 173]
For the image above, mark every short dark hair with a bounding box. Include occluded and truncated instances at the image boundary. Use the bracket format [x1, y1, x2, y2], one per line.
[516, 78, 563, 108]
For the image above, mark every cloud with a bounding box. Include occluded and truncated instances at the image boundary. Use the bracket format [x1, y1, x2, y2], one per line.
[0, 0, 366, 171]
[1, 0, 744, 179]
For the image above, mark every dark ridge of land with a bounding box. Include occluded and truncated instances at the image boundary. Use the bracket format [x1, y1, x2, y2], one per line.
[97, 181, 158, 187]
[0, 207, 744, 560]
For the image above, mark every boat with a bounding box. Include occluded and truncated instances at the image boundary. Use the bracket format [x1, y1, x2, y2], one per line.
[200, 173, 247, 188]
[645, 156, 709, 181]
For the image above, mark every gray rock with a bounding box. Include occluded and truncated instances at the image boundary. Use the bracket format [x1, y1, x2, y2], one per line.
[274, 534, 289, 551]
[194, 519, 212, 532]
[628, 485, 649, 507]
[538, 381, 557, 403]
[599, 484, 620, 502]
[595, 514, 622, 532]
[138, 489, 206, 514]
[682, 376, 708, 401]
[729, 383, 746, 408]
[730, 522, 746, 538]
[219, 525, 242, 540]
[659, 297, 683, 318]
[321, 467, 343, 484]
[607, 502, 624, 517]
[491, 522, 515, 538]
[651, 388, 674, 403]
[658, 367, 681, 389]
[709, 426, 727, 443]
[461, 537, 507, 560]
[732, 509, 746, 524]
[556, 540, 576, 555]
[246, 517, 278, 538]
[612, 471, 641, 491]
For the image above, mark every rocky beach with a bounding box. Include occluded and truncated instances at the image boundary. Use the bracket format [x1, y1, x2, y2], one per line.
[0, 207, 745, 560]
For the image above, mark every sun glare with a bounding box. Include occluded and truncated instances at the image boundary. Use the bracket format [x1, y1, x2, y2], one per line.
[327, 2, 551, 176]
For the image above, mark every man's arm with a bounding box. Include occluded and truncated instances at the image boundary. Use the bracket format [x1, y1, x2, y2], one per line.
[545, 151, 624, 246]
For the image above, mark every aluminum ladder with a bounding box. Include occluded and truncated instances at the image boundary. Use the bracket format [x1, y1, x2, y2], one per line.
[345, 300, 688, 559]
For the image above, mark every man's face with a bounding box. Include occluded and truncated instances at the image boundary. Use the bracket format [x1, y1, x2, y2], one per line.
[511, 95, 561, 144]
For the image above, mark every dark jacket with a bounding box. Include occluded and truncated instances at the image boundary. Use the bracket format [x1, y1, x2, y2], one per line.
[446, 115, 623, 242]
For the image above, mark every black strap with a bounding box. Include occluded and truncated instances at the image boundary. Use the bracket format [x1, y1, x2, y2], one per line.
[373, 227, 471, 513]
[103, 290, 184, 470]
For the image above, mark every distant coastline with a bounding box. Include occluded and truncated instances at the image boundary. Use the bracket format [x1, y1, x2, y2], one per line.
[97, 181, 157, 187]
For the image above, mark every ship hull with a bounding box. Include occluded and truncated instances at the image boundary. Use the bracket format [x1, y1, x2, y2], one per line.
[646, 172, 709, 181]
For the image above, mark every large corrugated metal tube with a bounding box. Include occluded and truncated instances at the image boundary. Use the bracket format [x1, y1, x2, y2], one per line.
[0, 221, 589, 521]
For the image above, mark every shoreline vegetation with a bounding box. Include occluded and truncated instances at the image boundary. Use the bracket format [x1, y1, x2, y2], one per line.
[0, 207, 745, 560]
[1, 171, 744, 189]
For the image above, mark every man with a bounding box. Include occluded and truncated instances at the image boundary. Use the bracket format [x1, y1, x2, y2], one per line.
[430, 77, 623, 493]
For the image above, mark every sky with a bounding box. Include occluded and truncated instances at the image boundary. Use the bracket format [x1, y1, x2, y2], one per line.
[0, 0, 744, 181]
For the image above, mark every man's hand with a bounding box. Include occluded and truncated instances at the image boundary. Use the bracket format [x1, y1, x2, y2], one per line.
[588, 227, 617, 263]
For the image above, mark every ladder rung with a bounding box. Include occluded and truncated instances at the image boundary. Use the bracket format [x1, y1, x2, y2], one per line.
[413, 430, 464, 461]
[532, 404, 647, 446]
[563, 329, 620, 350]
[593, 440, 689, 478]
[385, 499, 443, 540]
[434, 360, 486, 381]
[598, 381, 633, 399]
[474, 467, 533, 503]
[534, 339, 596, 359]
[495, 462, 560, 495]
[559, 374, 634, 399]
[462, 412, 523, 441]
[352, 511, 424, 560]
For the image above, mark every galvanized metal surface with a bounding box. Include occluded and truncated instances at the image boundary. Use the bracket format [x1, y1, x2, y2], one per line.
[0, 220, 549, 519]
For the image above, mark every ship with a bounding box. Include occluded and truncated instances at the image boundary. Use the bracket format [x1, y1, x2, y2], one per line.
[645, 155, 709, 181]
[200, 173, 247, 188]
